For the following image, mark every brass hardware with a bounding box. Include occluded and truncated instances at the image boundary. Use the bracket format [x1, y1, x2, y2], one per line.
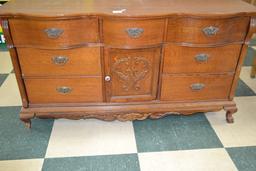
[190, 83, 205, 91]
[105, 76, 111, 82]
[52, 56, 69, 65]
[56, 87, 72, 94]
[195, 54, 209, 62]
[44, 28, 64, 38]
[126, 28, 144, 38]
[202, 26, 219, 36]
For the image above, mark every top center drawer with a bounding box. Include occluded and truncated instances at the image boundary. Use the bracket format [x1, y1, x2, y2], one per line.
[103, 19, 165, 47]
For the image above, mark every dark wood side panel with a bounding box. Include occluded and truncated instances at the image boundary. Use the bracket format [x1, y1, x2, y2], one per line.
[167, 17, 250, 44]
[25, 77, 103, 103]
[2, 19, 29, 107]
[9, 18, 99, 48]
[229, 17, 256, 99]
[161, 74, 234, 101]
[18, 47, 101, 77]
[163, 44, 242, 74]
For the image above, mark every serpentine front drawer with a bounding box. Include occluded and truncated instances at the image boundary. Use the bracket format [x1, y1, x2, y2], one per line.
[161, 74, 234, 101]
[8, 18, 99, 48]
[24, 77, 103, 104]
[163, 44, 241, 74]
[167, 17, 250, 44]
[17, 47, 101, 77]
[103, 19, 165, 47]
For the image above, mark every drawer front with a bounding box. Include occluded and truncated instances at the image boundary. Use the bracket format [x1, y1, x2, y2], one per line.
[18, 47, 101, 76]
[163, 44, 241, 74]
[103, 19, 165, 46]
[25, 78, 103, 103]
[167, 17, 249, 44]
[9, 18, 99, 48]
[161, 74, 233, 101]
[104, 47, 161, 102]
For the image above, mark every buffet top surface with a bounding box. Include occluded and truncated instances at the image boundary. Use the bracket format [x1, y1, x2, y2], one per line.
[0, 0, 256, 18]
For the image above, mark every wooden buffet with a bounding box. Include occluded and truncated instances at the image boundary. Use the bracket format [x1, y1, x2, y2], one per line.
[0, 0, 256, 128]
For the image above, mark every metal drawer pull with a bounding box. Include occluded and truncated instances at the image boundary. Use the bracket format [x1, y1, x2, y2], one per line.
[195, 54, 209, 62]
[56, 87, 72, 94]
[202, 26, 219, 36]
[44, 28, 64, 38]
[190, 83, 205, 91]
[52, 56, 69, 65]
[126, 28, 144, 38]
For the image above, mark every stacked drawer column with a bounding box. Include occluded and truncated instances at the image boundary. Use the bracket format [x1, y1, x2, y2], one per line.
[161, 16, 250, 101]
[9, 17, 103, 104]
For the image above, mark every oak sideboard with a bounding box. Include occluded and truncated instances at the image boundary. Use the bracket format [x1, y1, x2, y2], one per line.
[1, 0, 256, 128]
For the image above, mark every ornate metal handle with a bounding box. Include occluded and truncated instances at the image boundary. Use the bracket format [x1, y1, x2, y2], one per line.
[202, 26, 219, 36]
[44, 28, 64, 38]
[195, 54, 209, 62]
[105, 75, 111, 82]
[56, 86, 72, 94]
[52, 56, 69, 65]
[126, 28, 144, 38]
[190, 83, 205, 91]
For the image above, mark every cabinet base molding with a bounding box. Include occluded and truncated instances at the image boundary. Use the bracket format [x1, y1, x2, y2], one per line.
[20, 100, 237, 128]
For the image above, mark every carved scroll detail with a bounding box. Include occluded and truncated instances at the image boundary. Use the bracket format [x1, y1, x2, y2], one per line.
[35, 112, 182, 122]
[112, 56, 150, 91]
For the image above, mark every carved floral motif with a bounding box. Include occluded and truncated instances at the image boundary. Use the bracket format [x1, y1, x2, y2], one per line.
[112, 56, 151, 91]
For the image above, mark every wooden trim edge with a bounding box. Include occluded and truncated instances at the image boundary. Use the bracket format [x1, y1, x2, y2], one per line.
[20, 100, 235, 121]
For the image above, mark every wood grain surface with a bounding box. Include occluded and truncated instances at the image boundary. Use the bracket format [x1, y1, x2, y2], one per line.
[0, 0, 256, 18]
[25, 77, 103, 104]
[163, 44, 242, 74]
[18, 47, 101, 77]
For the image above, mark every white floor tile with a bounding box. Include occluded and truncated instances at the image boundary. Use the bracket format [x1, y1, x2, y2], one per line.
[0, 52, 13, 74]
[206, 96, 256, 147]
[240, 66, 256, 93]
[0, 159, 43, 171]
[45, 119, 137, 158]
[139, 148, 237, 171]
[0, 74, 22, 106]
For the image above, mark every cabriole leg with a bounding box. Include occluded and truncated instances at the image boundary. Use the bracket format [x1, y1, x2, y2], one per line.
[224, 106, 237, 124]
[20, 118, 31, 128]
[20, 110, 35, 129]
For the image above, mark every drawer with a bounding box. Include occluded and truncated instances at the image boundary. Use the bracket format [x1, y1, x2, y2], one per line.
[9, 18, 99, 48]
[167, 17, 249, 44]
[25, 77, 103, 103]
[163, 44, 241, 74]
[18, 47, 101, 76]
[103, 19, 165, 47]
[161, 74, 233, 101]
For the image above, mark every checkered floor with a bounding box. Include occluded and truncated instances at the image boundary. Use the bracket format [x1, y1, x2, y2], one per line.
[0, 47, 256, 171]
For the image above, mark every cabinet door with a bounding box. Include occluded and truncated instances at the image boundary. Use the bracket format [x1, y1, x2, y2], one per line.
[104, 47, 161, 102]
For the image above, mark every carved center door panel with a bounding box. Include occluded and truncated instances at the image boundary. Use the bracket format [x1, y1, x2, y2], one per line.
[104, 47, 161, 102]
